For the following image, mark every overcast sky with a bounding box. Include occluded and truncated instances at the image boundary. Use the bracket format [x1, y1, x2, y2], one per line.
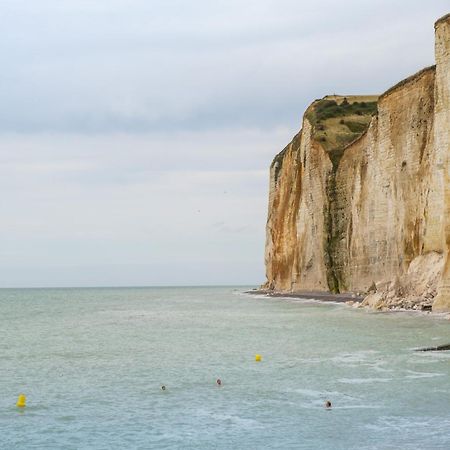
[0, 0, 447, 287]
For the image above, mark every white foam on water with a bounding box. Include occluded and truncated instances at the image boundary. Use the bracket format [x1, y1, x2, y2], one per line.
[338, 377, 394, 384]
[404, 370, 444, 379]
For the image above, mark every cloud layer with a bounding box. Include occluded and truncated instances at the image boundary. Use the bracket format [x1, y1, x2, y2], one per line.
[0, 0, 447, 286]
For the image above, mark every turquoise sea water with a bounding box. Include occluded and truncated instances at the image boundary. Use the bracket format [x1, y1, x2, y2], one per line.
[1, 286, 450, 449]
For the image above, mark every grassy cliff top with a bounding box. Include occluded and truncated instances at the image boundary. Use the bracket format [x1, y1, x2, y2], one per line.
[305, 95, 378, 167]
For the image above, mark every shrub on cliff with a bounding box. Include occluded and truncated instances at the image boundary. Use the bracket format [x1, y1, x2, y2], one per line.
[344, 121, 368, 133]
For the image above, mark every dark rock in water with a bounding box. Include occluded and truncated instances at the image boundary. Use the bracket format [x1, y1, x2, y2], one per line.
[421, 304, 432, 311]
[416, 344, 450, 352]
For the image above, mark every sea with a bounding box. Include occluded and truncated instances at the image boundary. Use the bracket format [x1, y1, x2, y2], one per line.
[1, 286, 450, 449]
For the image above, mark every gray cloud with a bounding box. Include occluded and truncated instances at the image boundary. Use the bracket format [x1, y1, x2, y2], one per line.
[0, 0, 447, 133]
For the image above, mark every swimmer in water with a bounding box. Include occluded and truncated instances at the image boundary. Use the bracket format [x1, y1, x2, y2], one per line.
[324, 400, 332, 409]
[216, 378, 222, 386]
[161, 385, 166, 391]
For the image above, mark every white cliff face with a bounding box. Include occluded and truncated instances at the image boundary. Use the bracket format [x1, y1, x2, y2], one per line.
[334, 66, 439, 292]
[264, 120, 332, 292]
[264, 14, 450, 311]
[432, 14, 450, 312]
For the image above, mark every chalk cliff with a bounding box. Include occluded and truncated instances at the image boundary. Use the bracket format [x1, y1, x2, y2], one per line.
[263, 14, 450, 311]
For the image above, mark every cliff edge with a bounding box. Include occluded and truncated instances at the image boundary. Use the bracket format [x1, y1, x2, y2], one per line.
[263, 14, 450, 312]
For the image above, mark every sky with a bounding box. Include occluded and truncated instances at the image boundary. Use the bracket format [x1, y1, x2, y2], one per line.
[0, 0, 448, 287]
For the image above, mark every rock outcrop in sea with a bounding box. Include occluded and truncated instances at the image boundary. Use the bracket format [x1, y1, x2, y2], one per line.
[263, 14, 450, 312]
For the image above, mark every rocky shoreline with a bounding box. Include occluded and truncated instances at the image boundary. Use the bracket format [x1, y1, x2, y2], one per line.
[247, 287, 439, 314]
[360, 291, 434, 312]
[360, 252, 443, 312]
[252, 252, 443, 313]
[247, 289, 363, 303]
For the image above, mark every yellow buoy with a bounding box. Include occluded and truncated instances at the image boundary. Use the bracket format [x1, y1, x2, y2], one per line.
[16, 394, 26, 408]
[255, 354, 262, 362]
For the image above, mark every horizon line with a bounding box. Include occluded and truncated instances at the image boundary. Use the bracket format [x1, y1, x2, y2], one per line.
[0, 283, 259, 290]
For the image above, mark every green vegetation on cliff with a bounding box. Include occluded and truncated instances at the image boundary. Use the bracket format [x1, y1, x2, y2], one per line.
[306, 95, 378, 168]
[305, 95, 378, 293]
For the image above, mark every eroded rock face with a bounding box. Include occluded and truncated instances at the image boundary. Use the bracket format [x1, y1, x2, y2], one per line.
[264, 121, 331, 292]
[263, 14, 450, 311]
[333, 66, 439, 292]
[360, 252, 444, 311]
[431, 14, 450, 312]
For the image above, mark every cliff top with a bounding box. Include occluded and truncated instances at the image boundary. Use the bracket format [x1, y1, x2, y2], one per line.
[322, 94, 378, 104]
[379, 65, 436, 101]
[305, 95, 378, 167]
[435, 12, 450, 27]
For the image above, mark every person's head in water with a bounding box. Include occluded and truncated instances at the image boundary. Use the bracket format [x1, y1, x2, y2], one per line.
[161, 385, 166, 391]
[324, 400, 332, 409]
[216, 379, 222, 386]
